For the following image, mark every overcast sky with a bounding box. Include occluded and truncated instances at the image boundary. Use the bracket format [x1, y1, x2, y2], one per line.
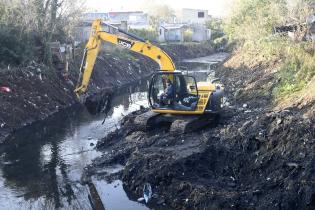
[85, 0, 233, 17]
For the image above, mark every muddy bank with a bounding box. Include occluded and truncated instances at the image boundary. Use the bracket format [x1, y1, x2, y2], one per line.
[0, 43, 214, 145]
[87, 52, 315, 209]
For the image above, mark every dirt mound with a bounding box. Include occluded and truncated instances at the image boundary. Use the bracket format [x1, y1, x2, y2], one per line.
[0, 64, 76, 143]
[91, 106, 314, 209]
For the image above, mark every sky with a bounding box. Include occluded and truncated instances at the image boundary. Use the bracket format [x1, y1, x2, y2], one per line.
[85, 0, 233, 17]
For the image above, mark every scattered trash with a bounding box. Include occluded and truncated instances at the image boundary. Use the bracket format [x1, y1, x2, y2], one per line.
[88, 137, 93, 140]
[66, 80, 74, 86]
[3, 161, 14, 165]
[157, 198, 165, 205]
[276, 118, 282, 125]
[0, 86, 11, 93]
[137, 197, 145, 202]
[152, 193, 159, 199]
[286, 162, 299, 168]
[243, 104, 248, 108]
[143, 183, 152, 203]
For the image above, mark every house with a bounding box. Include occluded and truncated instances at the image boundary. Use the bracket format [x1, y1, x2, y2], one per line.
[107, 11, 149, 29]
[82, 12, 109, 22]
[158, 24, 186, 42]
[181, 8, 211, 24]
[75, 11, 150, 41]
[174, 8, 212, 42]
[74, 21, 128, 42]
[191, 24, 211, 42]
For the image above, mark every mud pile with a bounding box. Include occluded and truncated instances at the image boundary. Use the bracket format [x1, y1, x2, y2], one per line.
[0, 63, 76, 143]
[88, 52, 315, 209]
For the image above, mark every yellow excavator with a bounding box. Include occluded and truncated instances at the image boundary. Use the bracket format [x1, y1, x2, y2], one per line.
[75, 19, 224, 134]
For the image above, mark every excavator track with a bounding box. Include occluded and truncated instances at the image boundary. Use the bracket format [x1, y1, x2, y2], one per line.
[170, 114, 219, 134]
[133, 111, 162, 131]
[134, 111, 219, 134]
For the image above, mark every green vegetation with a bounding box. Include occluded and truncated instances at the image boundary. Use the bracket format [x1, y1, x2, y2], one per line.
[128, 28, 158, 42]
[273, 41, 315, 97]
[0, 0, 83, 66]
[183, 29, 193, 42]
[145, 4, 175, 29]
[224, 0, 315, 100]
[206, 18, 224, 40]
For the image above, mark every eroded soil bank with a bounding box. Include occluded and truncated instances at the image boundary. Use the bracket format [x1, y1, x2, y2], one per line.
[86, 52, 315, 210]
[0, 43, 214, 144]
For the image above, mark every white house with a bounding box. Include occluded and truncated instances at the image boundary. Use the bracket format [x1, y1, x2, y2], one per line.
[158, 24, 186, 42]
[181, 8, 210, 24]
[191, 24, 211, 42]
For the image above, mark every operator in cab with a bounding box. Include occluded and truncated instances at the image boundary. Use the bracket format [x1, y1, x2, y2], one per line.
[160, 79, 174, 105]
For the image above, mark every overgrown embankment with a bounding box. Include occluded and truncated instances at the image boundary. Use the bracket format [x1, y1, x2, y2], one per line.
[0, 43, 214, 144]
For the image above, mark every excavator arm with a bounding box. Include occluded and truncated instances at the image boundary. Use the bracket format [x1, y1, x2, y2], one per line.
[74, 19, 176, 98]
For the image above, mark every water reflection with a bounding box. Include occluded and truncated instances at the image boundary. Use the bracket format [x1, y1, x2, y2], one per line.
[0, 80, 148, 210]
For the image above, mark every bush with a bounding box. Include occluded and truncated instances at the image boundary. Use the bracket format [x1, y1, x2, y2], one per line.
[273, 42, 315, 98]
[128, 28, 158, 42]
[183, 29, 193, 42]
[224, 0, 287, 44]
[206, 18, 224, 40]
[0, 25, 35, 65]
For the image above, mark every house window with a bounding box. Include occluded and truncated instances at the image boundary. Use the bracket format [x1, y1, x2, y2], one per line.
[198, 12, 205, 18]
[160, 29, 162, 35]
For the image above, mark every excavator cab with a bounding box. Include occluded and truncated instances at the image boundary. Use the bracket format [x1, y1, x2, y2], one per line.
[149, 71, 199, 112]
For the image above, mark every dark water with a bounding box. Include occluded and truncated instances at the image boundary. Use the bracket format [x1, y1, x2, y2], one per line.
[0, 80, 149, 210]
[0, 54, 229, 210]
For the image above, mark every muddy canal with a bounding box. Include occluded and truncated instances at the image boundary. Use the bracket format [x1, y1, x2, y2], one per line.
[0, 81, 150, 210]
[0, 53, 229, 210]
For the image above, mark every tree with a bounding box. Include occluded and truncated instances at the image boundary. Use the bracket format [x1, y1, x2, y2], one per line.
[0, 0, 84, 65]
[224, 0, 288, 42]
[145, 4, 175, 28]
[206, 18, 224, 40]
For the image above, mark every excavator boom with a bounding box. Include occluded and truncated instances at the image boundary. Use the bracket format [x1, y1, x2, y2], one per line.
[74, 19, 175, 97]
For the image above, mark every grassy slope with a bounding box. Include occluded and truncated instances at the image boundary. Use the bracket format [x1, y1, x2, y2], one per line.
[222, 39, 315, 115]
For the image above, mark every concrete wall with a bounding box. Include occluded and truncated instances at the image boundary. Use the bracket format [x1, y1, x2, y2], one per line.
[158, 27, 166, 42]
[166, 29, 183, 42]
[181, 9, 210, 24]
[191, 25, 211, 42]
[158, 27, 184, 42]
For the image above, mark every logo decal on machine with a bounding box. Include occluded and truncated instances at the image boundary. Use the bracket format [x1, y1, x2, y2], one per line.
[117, 38, 134, 49]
